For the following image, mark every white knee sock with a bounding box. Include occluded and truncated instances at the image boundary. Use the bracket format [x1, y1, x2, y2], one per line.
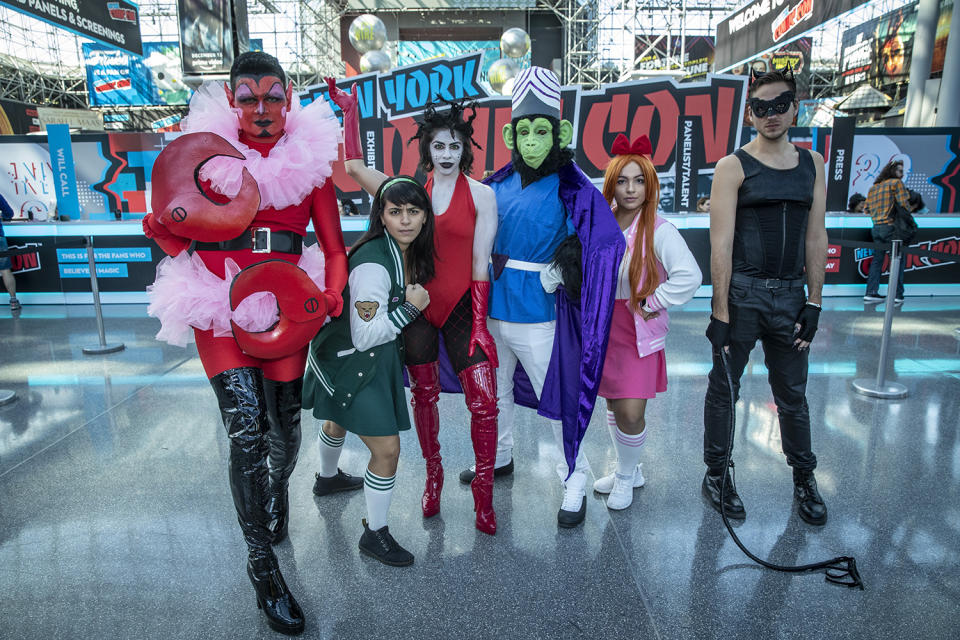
[317, 426, 344, 478]
[363, 468, 395, 530]
[608, 410, 645, 477]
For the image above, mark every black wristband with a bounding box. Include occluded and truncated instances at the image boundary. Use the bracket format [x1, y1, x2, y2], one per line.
[402, 301, 421, 320]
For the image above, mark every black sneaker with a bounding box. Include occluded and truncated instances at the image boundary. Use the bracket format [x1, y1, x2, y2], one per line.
[793, 468, 827, 525]
[701, 464, 746, 519]
[863, 294, 884, 303]
[9, 298, 21, 311]
[312, 469, 363, 496]
[458, 458, 514, 484]
[358, 519, 414, 567]
[557, 495, 586, 528]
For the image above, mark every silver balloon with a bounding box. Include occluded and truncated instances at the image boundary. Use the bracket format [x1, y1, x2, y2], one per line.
[349, 14, 387, 54]
[488, 58, 519, 95]
[500, 28, 530, 59]
[359, 50, 392, 74]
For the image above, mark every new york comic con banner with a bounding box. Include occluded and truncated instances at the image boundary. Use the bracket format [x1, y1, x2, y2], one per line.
[301, 52, 749, 215]
[1, 52, 958, 294]
[0, 0, 143, 56]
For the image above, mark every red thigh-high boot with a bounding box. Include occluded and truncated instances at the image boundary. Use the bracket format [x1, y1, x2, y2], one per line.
[408, 361, 442, 517]
[458, 361, 498, 535]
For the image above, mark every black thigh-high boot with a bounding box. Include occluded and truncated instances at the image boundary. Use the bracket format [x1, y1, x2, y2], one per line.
[210, 367, 305, 635]
[263, 376, 304, 544]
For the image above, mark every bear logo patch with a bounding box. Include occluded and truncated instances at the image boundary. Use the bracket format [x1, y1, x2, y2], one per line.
[355, 300, 379, 321]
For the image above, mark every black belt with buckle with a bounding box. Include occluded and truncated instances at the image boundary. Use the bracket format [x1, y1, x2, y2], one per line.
[194, 228, 303, 254]
[731, 273, 805, 289]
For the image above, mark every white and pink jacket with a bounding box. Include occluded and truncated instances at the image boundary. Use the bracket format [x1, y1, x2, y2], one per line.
[617, 213, 702, 357]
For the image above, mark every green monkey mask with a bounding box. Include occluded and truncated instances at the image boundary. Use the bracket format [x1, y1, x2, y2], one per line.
[503, 117, 574, 170]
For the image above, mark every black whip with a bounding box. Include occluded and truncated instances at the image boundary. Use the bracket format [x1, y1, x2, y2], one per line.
[716, 349, 864, 589]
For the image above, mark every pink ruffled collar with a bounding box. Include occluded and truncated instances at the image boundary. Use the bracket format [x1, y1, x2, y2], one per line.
[180, 82, 342, 210]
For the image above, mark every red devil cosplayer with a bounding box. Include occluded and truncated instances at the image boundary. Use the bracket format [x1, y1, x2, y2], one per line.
[143, 52, 346, 635]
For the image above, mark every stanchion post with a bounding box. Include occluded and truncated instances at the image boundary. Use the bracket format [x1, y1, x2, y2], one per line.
[82, 235, 125, 355]
[853, 239, 908, 399]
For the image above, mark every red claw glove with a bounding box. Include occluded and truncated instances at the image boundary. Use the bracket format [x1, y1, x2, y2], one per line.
[468, 280, 499, 368]
[142, 212, 190, 257]
[325, 77, 362, 161]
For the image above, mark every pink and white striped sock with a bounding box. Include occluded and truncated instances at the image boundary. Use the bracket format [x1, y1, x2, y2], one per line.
[607, 410, 646, 477]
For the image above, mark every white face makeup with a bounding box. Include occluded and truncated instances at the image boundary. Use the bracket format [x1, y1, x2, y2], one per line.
[429, 129, 464, 177]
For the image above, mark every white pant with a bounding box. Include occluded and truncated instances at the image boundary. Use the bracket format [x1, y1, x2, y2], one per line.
[488, 318, 589, 479]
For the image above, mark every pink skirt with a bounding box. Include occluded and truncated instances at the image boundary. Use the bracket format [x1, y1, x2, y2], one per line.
[598, 301, 668, 399]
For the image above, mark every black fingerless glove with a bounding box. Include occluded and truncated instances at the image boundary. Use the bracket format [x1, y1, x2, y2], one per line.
[706, 315, 731, 350]
[794, 303, 821, 343]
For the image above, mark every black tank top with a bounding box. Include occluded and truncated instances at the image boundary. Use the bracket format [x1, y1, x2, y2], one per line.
[732, 146, 816, 280]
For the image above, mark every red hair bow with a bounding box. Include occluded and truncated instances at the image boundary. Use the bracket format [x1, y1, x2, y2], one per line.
[611, 133, 652, 157]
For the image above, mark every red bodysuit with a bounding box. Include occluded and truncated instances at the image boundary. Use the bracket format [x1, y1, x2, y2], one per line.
[424, 172, 475, 328]
[147, 135, 348, 381]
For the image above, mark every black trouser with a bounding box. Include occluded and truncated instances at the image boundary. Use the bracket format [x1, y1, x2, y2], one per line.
[703, 275, 817, 472]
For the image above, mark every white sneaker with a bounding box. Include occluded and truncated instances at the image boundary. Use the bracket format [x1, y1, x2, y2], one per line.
[606, 474, 637, 510]
[593, 464, 645, 494]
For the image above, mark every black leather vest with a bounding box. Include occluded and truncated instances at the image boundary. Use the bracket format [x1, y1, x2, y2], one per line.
[732, 146, 816, 280]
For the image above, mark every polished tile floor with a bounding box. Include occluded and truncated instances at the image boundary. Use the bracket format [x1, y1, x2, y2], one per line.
[1, 298, 959, 639]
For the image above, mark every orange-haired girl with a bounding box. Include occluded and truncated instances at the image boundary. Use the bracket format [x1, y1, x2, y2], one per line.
[594, 134, 702, 510]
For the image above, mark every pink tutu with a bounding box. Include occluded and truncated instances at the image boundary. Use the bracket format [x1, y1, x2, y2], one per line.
[146, 244, 327, 347]
[179, 82, 341, 210]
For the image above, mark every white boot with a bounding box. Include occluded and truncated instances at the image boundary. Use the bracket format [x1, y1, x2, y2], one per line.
[594, 463, 645, 494]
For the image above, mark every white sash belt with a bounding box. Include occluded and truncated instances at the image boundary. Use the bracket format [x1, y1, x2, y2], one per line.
[492, 258, 550, 272]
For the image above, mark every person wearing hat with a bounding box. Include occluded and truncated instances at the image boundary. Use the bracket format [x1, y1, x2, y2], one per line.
[475, 66, 624, 527]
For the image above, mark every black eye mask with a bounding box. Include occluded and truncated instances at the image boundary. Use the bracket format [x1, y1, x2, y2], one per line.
[749, 90, 795, 118]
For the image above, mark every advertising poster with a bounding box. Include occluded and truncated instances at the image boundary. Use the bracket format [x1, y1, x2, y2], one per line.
[0, 99, 39, 135]
[716, 0, 861, 70]
[177, 0, 234, 74]
[839, 0, 953, 91]
[633, 35, 715, 80]
[83, 42, 155, 106]
[684, 37, 716, 81]
[0, 140, 57, 220]
[846, 128, 960, 215]
[0, 132, 167, 220]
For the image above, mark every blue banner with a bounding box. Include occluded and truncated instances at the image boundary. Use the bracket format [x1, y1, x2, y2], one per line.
[377, 51, 489, 118]
[59, 263, 130, 278]
[84, 41, 194, 106]
[45, 124, 81, 220]
[57, 247, 153, 263]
